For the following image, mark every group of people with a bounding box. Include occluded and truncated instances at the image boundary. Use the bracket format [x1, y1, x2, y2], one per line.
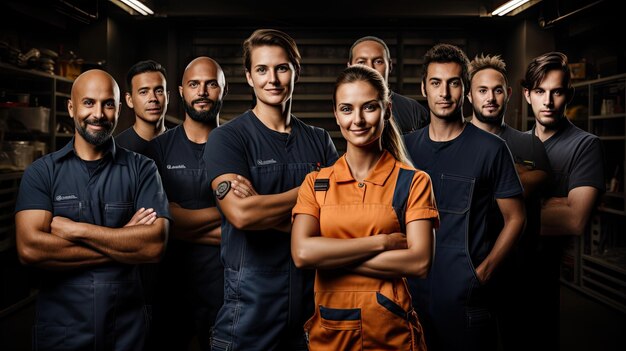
[14, 27, 605, 351]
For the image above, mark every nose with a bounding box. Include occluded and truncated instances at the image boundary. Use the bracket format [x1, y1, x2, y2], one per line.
[94, 103, 104, 118]
[149, 90, 159, 102]
[542, 93, 553, 107]
[269, 70, 279, 85]
[198, 84, 208, 96]
[352, 109, 365, 125]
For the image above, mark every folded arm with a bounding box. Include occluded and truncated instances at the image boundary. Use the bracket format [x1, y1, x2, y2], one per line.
[16, 209, 113, 270]
[291, 214, 408, 270]
[169, 203, 221, 245]
[212, 174, 298, 232]
[541, 186, 600, 236]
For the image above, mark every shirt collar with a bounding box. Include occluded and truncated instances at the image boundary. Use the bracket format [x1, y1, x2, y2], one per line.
[53, 137, 122, 164]
[333, 150, 396, 186]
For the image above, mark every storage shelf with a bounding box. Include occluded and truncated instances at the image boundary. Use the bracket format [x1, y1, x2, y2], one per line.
[582, 254, 626, 274]
[597, 206, 625, 216]
[589, 113, 626, 120]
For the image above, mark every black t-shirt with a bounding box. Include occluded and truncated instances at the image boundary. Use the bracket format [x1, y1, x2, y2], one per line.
[115, 126, 152, 156]
[391, 91, 430, 134]
[404, 123, 523, 265]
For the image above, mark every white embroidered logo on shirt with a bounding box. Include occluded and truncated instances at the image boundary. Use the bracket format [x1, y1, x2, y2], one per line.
[257, 159, 277, 165]
[55, 194, 78, 201]
[167, 164, 186, 169]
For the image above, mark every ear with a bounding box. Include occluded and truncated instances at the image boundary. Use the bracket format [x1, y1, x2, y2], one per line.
[125, 92, 134, 109]
[67, 99, 74, 118]
[246, 70, 254, 88]
[334, 109, 340, 126]
[165, 91, 170, 105]
[384, 102, 392, 120]
[467, 91, 473, 104]
[223, 82, 229, 97]
[523, 88, 531, 105]
[506, 86, 513, 103]
[421, 82, 427, 98]
[179, 85, 184, 99]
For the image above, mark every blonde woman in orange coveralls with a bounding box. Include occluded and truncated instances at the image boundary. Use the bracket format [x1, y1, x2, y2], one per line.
[291, 65, 439, 350]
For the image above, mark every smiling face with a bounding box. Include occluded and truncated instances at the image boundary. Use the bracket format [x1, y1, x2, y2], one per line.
[68, 70, 120, 146]
[524, 69, 570, 129]
[125, 71, 168, 124]
[245, 45, 295, 108]
[179, 57, 226, 126]
[468, 68, 510, 124]
[422, 62, 465, 121]
[335, 80, 388, 151]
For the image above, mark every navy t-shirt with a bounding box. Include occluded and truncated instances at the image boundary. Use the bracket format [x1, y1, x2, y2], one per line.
[530, 118, 605, 198]
[404, 122, 523, 265]
[205, 110, 338, 269]
[391, 91, 430, 134]
[148, 124, 215, 210]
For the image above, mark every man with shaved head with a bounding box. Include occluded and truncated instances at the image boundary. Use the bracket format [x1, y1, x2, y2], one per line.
[14, 69, 171, 350]
[146, 56, 227, 350]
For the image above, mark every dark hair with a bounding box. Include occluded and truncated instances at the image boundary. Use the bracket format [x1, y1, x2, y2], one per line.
[421, 43, 470, 89]
[242, 29, 301, 81]
[126, 59, 167, 92]
[469, 53, 509, 87]
[521, 51, 571, 90]
[333, 65, 412, 166]
[348, 36, 392, 65]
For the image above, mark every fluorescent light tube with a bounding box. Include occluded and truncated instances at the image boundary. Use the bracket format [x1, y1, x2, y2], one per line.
[492, 0, 530, 16]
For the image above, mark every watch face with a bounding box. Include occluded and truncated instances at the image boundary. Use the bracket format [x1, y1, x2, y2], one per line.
[215, 180, 231, 200]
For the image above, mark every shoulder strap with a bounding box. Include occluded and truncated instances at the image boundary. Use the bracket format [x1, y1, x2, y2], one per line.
[392, 168, 416, 233]
[314, 167, 333, 206]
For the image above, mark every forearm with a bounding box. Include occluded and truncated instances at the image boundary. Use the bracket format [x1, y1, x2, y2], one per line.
[170, 206, 221, 244]
[63, 219, 168, 264]
[541, 201, 585, 236]
[350, 248, 429, 279]
[18, 232, 112, 270]
[476, 216, 525, 283]
[293, 235, 386, 269]
[228, 187, 299, 230]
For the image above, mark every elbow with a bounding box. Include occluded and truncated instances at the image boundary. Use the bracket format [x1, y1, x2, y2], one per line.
[16, 245, 39, 266]
[405, 257, 431, 279]
[292, 248, 315, 269]
[571, 219, 587, 237]
[229, 208, 255, 230]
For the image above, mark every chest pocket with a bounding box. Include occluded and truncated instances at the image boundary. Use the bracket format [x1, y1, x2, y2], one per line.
[104, 202, 134, 228]
[436, 173, 475, 214]
[315, 168, 415, 233]
[52, 201, 81, 222]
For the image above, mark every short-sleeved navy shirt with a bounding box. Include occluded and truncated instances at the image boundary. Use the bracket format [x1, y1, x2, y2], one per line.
[205, 110, 339, 269]
[530, 118, 605, 198]
[404, 123, 523, 264]
[15, 138, 170, 271]
[148, 124, 215, 210]
[391, 91, 430, 134]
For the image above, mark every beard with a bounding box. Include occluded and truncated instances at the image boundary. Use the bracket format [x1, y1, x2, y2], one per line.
[473, 105, 505, 125]
[75, 118, 114, 146]
[183, 97, 222, 128]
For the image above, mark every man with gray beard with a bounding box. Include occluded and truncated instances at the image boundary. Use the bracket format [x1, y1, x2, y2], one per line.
[146, 57, 227, 351]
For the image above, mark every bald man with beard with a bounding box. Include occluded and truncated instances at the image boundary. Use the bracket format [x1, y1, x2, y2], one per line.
[146, 56, 228, 351]
[14, 69, 170, 350]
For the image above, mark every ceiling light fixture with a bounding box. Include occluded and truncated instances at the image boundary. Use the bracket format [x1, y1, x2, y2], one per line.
[492, 0, 530, 16]
[110, 0, 154, 16]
